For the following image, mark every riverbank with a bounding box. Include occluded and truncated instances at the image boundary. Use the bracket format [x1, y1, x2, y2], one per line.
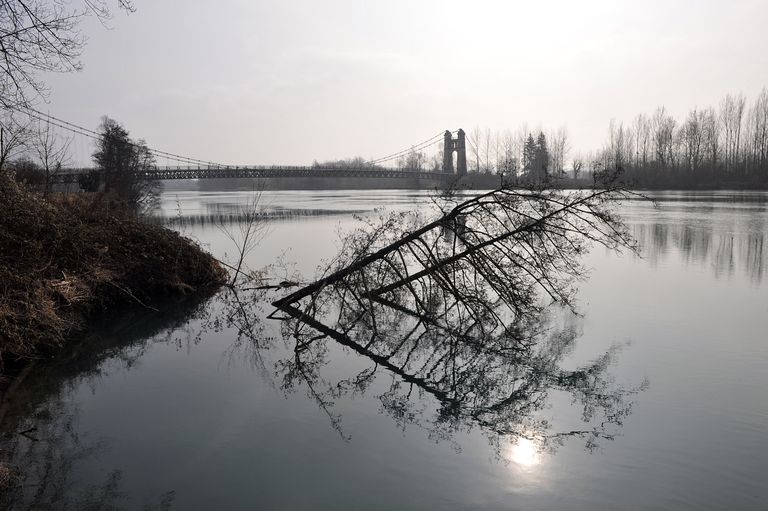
[0, 176, 227, 380]
[157, 174, 768, 194]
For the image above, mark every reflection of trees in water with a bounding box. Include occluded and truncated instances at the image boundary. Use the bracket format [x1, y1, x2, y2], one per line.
[0, 297, 213, 510]
[270, 300, 645, 453]
[259, 183, 648, 456]
[1, 396, 154, 510]
[632, 216, 766, 283]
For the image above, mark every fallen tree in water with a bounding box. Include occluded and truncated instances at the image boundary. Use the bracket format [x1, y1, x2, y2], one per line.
[262, 176, 647, 452]
[274, 177, 638, 315]
[0, 176, 227, 375]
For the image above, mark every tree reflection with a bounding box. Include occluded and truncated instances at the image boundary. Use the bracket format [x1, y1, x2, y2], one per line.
[0, 296, 211, 510]
[149, 204, 367, 229]
[631, 211, 766, 283]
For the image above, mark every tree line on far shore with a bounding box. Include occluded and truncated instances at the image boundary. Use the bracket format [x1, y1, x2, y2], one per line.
[5, 88, 768, 192]
[370, 88, 768, 188]
[594, 89, 768, 188]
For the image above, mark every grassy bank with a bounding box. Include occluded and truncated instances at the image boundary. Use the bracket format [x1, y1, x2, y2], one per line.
[0, 176, 227, 375]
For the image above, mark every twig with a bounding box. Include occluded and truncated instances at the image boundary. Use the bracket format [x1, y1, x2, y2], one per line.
[106, 281, 159, 312]
[18, 427, 39, 442]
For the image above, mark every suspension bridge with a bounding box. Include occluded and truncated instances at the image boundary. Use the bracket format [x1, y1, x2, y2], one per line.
[9, 105, 472, 185]
[50, 160, 461, 184]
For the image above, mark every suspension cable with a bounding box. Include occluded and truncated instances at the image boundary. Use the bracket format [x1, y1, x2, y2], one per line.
[8, 104, 226, 167]
[7, 102, 459, 170]
[366, 130, 452, 165]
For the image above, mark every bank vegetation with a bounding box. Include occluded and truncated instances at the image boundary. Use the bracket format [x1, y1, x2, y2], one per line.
[0, 175, 226, 378]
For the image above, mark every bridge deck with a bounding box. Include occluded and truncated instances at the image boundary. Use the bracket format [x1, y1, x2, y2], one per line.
[52, 166, 458, 183]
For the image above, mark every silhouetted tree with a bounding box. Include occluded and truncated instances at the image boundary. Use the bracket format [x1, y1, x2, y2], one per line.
[312, 156, 375, 169]
[31, 118, 71, 194]
[549, 127, 570, 177]
[496, 130, 517, 178]
[572, 157, 584, 180]
[8, 157, 43, 188]
[721, 93, 746, 175]
[470, 126, 482, 173]
[681, 109, 704, 174]
[397, 147, 426, 172]
[534, 132, 549, 180]
[523, 134, 536, 176]
[0, 110, 29, 173]
[86, 116, 159, 205]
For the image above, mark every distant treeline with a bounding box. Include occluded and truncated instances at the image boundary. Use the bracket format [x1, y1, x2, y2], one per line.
[432, 88, 768, 189]
[593, 89, 768, 188]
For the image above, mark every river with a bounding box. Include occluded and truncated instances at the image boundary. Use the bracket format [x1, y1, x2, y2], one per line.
[2, 189, 767, 510]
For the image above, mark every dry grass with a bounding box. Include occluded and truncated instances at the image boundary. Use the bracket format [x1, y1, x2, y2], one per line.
[0, 175, 227, 371]
[0, 462, 19, 494]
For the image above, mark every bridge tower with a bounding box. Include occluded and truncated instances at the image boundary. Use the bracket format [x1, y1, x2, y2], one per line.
[443, 129, 467, 176]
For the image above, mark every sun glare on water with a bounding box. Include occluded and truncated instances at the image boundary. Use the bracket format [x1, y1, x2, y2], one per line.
[508, 437, 542, 468]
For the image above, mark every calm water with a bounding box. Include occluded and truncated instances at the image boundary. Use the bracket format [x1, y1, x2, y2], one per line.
[2, 189, 767, 510]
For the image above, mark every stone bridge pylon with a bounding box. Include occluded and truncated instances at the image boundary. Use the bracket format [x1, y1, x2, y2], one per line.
[443, 129, 467, 176]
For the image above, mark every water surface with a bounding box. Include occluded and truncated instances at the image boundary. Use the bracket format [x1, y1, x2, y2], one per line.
[2, 189, 766, 510]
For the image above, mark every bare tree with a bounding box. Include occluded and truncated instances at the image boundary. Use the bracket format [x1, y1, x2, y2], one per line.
[0, 109, 29, 172]
[484, 127, 492, 173]
[608, 119, 633, 170]
[498, 130, 517, 178]
[549, 126, 570, 176]
[632, 113, 650, 167]
[32, 117, 71, 194]
[0, 1, 134, 107]
[652, 107, 676, 168]
[218, 190, 268, 288]
[681, 109, 704, 174]
[572, 156, 584, 180]
[470, 125, 482, 173]
[702, 107, 720, 176]
[397, 147, 425, 171]
[745, 88, 768, 175]
[720, 93, 746, 174]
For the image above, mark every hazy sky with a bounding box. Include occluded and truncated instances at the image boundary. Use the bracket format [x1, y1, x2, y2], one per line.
[43, 0, 768, 166]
